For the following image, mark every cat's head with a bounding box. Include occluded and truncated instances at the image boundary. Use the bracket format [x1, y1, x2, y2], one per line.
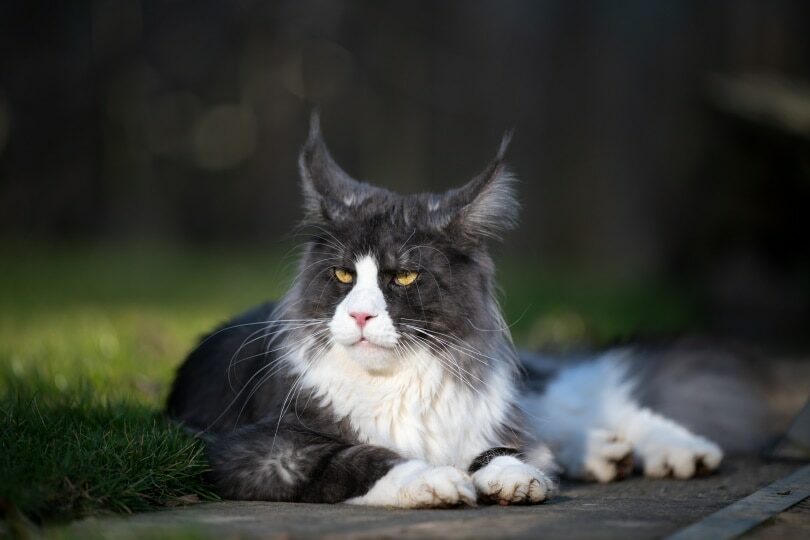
[288, 114, 518, 373]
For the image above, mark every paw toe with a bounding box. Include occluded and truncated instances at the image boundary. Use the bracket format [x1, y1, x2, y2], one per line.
[694, 457, 713, 478]
[473, 458, 554, 505]
[407, 466, 476, 508]
[613, 452, 635, 480]
[641, 437, 723, 479]
[584, 430, 635, 483]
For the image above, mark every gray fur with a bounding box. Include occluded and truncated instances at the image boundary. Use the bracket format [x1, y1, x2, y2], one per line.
[520, 338, 794, 454]
[167, 115, 784, 504]
[168, 114, 526, 502]
[299, 112, 518, 242]
[626, 338, 794, 453]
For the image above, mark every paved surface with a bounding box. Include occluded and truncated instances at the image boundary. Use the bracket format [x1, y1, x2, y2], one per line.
[56, 459, 807, 540]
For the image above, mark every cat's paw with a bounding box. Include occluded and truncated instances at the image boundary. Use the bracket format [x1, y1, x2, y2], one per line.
[347, 460, 476, 508]
[472, 456, 556, 505]
[583, 429, 635, 483]
[635, 429, 723, 479]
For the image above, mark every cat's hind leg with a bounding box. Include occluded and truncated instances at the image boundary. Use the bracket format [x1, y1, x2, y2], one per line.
[621, 406, 723, 478]
[524, 351, 723, 481]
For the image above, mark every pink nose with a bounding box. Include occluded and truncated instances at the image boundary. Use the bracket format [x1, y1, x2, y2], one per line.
[349, 312, 376, 328]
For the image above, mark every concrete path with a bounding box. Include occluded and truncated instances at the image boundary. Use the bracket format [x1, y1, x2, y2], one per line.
[56, 459, 807, 540]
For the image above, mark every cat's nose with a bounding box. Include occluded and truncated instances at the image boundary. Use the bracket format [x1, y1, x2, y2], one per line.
[349, 312, 376, 329]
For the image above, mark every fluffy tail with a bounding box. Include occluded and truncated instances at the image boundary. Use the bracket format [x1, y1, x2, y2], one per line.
[627, 337, 809, 454]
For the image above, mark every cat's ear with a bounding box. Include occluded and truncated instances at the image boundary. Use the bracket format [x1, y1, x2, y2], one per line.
[433, 133, 519, 241]
[298, 111, 368, 223]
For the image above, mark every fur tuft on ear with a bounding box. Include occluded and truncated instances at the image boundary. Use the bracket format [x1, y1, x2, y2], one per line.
[298, 111, 369, 223]
[438, 131, 520, 241]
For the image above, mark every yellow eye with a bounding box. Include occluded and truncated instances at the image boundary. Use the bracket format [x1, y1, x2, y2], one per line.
[334, 268, 353, 284]
[394, 270, 419, 286]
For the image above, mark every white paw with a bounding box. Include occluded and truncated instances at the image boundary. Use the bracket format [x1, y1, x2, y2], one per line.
[347, 460, 476, 508]
[583, 429, 635, 483]
[635, 428, 723, 479]
[472, 456, 556, 505]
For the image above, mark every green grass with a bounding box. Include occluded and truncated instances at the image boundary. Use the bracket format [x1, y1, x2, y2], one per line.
[0, 241, 702, 525]
[0, 242, 292, 523]
[1, 389, 213, 520]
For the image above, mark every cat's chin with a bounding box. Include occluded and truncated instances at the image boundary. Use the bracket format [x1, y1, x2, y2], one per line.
[342, 340, 398, 373]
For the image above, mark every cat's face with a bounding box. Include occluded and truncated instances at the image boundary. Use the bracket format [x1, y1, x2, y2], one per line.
[289, 115, 518, 373]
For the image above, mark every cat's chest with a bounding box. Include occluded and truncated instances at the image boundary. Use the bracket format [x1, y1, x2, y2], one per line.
[298, 347, 511, 467]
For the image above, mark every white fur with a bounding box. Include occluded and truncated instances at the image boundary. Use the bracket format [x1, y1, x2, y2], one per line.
[623, 409, 723, 478]
[472, 455, 555, 504]
[295, 254, 516, 468]
[296, 343, 515, 468]
[346, 459, 476, 508]
[580, 429, 634, 483]
[328, 255, 399, 370]
[523, 352, 723, 481]
[290, 253, 552, 505]
[524, 443, 560, 476]
[295, 253, 723, 502]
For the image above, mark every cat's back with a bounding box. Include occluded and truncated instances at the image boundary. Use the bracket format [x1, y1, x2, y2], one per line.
[166, 302, 286, 432]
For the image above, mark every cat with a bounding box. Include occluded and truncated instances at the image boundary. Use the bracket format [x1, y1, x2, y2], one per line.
[166, 114, 735, 508]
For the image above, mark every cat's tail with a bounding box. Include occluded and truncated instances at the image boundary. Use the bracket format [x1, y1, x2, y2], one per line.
[623, 337, 808, 454]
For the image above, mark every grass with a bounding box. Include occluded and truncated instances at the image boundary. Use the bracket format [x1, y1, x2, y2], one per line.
[0, 242, 291, 524]
[0, 241, 702, 525]
[1, 389, 213, 520]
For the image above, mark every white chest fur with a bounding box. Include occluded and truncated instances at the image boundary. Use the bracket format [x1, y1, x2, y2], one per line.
[296, 345, 514, 467]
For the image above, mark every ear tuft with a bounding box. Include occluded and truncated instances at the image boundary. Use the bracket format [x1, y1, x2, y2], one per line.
[440, 131, 520, 241]
[496, 129, 513, 161]
[298, 111, 365, 223]
[308, 108, 322, 141]
[462, 165, 519, 240]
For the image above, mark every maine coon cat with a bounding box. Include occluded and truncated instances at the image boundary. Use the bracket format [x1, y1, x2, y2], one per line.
[166, 115, 732, 507]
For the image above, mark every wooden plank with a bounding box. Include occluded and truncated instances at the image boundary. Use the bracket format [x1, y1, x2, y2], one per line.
[667, 465, 810, 540]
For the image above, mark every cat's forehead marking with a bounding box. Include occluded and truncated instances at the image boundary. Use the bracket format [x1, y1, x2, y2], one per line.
[353, 255, 379, 288]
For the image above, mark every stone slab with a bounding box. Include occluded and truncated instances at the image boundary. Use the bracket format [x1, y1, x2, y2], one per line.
[54, 458, 806, 540]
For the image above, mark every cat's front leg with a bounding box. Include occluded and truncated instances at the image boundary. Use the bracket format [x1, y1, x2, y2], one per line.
[469, 448, 556, 505]
[209, 421, 476, 508]
[347, 460, 476, 508]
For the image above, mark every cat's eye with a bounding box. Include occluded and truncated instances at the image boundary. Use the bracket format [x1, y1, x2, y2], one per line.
[334, 268, 354, 284]
[394, 270, 419, 286]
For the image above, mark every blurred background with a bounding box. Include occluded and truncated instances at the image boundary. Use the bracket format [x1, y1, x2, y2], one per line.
[2, 1, 810, 522]
[1, 0, 810, 352]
